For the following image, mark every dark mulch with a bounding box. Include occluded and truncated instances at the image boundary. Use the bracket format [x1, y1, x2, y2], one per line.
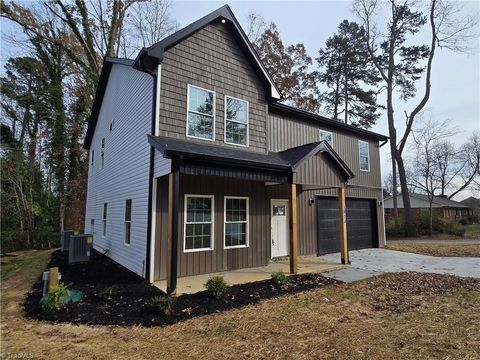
[24, 250, 340, 327]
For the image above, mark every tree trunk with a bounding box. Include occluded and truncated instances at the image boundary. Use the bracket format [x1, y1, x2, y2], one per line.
[396, 154, 416, 236]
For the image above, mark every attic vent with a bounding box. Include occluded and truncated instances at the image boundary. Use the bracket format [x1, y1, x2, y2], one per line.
[61, 230, 74, 252]
[68, 234, 93, 264]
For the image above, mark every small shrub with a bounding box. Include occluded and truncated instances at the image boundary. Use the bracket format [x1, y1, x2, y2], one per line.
[385, 219, 407, 238]
[459, 218, 469, 226]
[416, 210, 443, 235]
[145, 295, 176, 316]
[442, 222, 466, 237]
[271, 271, 289, 285]
[302, 272, 317, 280]
[42, 284, 69, 312]
[97, 285, 120, 300]
[205, 275, 228, 299]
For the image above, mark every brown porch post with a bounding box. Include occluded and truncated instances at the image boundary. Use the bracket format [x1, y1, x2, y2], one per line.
[166, 170, 180, 295]
[289, 183, 298, 274]
[338, 186, 349, 264]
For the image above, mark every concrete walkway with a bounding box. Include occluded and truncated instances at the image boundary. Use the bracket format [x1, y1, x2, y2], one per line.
[319, 248, 480, 282]
[154, 256, 345, 295]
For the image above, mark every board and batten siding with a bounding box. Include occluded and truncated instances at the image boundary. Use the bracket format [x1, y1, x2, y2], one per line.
[267, 111, 386, 248]
[158, 22, 268, 153]
[85, 63, 154, 278]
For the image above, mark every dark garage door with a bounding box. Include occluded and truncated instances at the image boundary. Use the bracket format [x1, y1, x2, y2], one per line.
[316, 196, 378, 255]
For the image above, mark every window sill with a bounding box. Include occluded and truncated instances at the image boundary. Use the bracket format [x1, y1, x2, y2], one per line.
[183, 248, 214, 253]
[224, 245, 248, 249]
[186, 134, 215, 142]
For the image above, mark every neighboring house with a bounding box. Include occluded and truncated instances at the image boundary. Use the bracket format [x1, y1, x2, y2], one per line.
[384, 193, 471, 224]
[460, 197, 480, 217]
[84, 5, 388, 293]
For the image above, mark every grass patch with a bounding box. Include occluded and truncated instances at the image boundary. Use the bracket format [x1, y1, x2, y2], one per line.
[464, 223, 480, 235]
[1, 249, 54, 284]
[2, 250, 480, 359]
[386, 243, 480, 257]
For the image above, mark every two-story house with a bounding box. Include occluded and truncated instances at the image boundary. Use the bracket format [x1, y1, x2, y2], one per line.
[84, 5, 388, 294]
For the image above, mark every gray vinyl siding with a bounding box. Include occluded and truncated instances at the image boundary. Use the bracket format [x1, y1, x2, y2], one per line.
[85, 64, 154, 278]
[158, 22, 268, 153]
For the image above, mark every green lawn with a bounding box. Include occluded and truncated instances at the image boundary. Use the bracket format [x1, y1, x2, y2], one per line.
[464, 223, 480, 233]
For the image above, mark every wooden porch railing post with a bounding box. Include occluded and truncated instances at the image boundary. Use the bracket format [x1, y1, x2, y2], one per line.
[338, 186, 349, 264]
[289, 183, 298, 274]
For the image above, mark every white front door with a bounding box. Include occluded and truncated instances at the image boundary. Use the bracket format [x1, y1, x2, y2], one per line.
[271, 199, 289, 258]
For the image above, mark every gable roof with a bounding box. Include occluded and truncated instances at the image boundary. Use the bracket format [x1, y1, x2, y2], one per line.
[385, 193, 469, 208]
[148, 135, 354, 180]
[133, 4, 281, 101]
[84, 57, 134, 149]
[460, 197, 480, 208]
[270, 103, 389, 142]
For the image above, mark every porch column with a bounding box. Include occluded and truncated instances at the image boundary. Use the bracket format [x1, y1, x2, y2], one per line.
[289, 183, 298, 274]
[338, 186, 349, 264]
[166, 170, 180, 295]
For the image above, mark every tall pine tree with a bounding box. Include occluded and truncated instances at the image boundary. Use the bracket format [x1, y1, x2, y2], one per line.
[317, 20, 381, 128]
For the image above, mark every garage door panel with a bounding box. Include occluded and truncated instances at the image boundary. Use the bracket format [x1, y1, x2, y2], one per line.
[316, 196, 378, 255]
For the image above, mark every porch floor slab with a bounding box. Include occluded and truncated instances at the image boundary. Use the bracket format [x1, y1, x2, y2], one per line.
[153, 256, 345, 295]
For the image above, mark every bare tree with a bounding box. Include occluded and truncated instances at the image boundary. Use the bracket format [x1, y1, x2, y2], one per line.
[125, 0, 179, 57]
[449, 132, 480, 199]
[409, 117, 457, 233]
[354, 0, 479, 236]
[246, 11, 268, 45]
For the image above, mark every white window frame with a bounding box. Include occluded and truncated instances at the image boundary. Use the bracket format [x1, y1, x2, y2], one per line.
[186, 84, 216, 142]
[102, 203, 107, 238]
[319, 130, 333, 146]
[358, 140, 370, 172]
[124, 199, 132, 246]
[183, 194, 215, 253]
[101, 138, 105, 170]
[90, 149, 94, 176]
[384, 208, 391, 215]
[223, 196, 249, 249]
[224, 95, 249, 147]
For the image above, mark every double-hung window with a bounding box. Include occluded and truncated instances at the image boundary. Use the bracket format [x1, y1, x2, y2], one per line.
[102, 203, 108, 237]
[320, 130, 333, 146]
[224, 197, 249, 248]
[124, 199, 132, 245]
[225, 96, 248, 146]
[187, 85, 215, 140]
[101, 138, 105, 169]
[184, 195, 214, 252]
[359, 140, 370, 171]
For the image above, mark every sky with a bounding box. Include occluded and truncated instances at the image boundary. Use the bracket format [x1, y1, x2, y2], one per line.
[169, 0, 480, 199]
[1, 0, 479, 198]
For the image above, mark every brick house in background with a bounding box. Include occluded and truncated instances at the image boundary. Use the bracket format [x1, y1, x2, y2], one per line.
[384, 193, 471, 224]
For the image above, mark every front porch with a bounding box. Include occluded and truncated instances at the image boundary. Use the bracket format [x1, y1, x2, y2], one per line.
[154, 255, 345, 295]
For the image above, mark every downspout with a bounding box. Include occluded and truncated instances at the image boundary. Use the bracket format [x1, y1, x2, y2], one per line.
[145, 62, 161, 282]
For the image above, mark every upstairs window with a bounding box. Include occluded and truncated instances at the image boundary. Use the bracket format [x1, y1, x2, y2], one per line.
[225, 96, 248, 146]
[101, 138, 105, 169]
[90, 150, 94, 176]
[320, 130, 333, 146]
[102, 203, 108, 237]
[184, 195, 214, 252]
[187, 85, 215, 140]
[359, 140, 370, 172]
[124, 199, 132, 245]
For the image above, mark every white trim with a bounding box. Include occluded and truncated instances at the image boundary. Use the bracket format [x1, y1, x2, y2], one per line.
[102, 202, 107, 238]
[149, 177, 158, 282]
[155, 64, 162, 137]
[319, 130, 333, 147]
[270, 198, 289, 259]
[224, 95, 249, 147]
[183, 194, 215, 253]
[124, 199, 132, 246]
[186, 84, 215, 142]
[223, 196, 249, 249]
[358, 140, 370, 172]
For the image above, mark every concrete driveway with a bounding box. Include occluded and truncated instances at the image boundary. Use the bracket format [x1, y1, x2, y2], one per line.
[319, 248, 480, 282]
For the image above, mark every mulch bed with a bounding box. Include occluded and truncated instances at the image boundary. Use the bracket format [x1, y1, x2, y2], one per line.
[24, 250, 340, 327]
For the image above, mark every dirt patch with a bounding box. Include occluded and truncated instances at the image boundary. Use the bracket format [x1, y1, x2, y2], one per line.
[24, 250, 339, 327]
[386, 243, 480, 257]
